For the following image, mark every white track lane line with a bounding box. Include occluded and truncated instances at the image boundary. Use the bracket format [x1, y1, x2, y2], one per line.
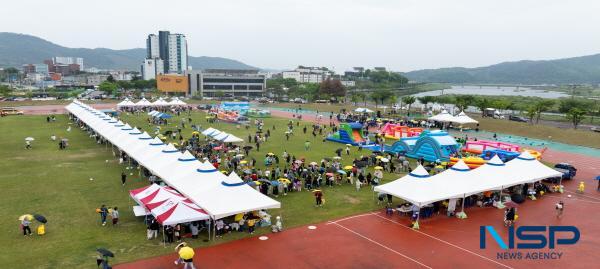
[328, 221, 432, 269]
[371, 213, 514, 269]
[563, 190, 600, 201]
[326, 212, 376, 224]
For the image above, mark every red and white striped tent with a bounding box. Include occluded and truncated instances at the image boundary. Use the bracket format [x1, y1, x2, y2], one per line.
[146, 198, 210, 225]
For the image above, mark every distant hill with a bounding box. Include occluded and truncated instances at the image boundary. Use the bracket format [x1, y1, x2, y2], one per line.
[403, 54, 600, 85]
[0, 32, 257, 71]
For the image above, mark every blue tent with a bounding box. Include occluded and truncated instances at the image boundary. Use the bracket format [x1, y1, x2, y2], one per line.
[155, 113, 173, 119]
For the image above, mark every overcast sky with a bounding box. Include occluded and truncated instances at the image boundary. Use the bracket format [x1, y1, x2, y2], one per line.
[3, 0, 600, 72]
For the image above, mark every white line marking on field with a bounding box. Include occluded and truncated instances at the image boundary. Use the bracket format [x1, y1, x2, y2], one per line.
[371, 213, 514, 269]
[563, 190, 600, 201]
[326, 212, 375, 224]
[329, 221, 432, 269]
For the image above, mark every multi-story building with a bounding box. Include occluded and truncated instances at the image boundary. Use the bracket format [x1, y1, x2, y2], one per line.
[146, 34, 160, 59]
[53, 57, 84, 69]
[86, 74, 110, 86]
[22, 64, 49, 74]
[142, 31, 188, 78]
[141, 58, 164, 80]
[167, 33, 188, 73]
[282, 66, 334, 83]
[187, 69, 265, 97]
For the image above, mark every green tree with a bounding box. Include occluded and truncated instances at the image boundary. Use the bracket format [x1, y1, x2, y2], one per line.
[454, 95, 475, 111]
[349, 92, 360, 106]
[566, 108, 587, 129]
[0, 85, 13, 96]
[318, 79, 346, 99]
[524, 105, 537, 124]
[98, 81, 117, 96]
[401, 96, 416, 116]
[389, 95, 398, 107]
[417, 96, 435, 111]
[107, 75, 115, 83]
[215, 90, 225, 99]
[475, 97, 491, 116]
[533, 100, 555, 124]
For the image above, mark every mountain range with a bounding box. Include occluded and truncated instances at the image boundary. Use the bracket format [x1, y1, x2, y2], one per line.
[402, 54, 600, 85]
[0, 32, 257, 71]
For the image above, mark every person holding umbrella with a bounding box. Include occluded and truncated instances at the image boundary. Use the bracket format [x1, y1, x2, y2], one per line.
[96, 248, 114, 269]
[20, 215, 32, 236]
[174, 242, 196, 269]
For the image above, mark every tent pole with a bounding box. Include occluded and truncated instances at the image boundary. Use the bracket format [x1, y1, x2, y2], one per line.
[461, 193, 466, 213]
[500, 185, 504, 205]
[162, 225, 166, 248]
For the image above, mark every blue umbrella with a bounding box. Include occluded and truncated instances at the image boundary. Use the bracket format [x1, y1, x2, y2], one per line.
[337, 170, 347, 175]
[595, 175, 600, 180]
[270, 180, 280, 186]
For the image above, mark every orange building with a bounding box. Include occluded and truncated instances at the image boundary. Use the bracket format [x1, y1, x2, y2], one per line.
[157, 74, 189, 94]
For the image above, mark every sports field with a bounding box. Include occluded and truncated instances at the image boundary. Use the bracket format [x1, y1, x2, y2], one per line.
[0, 111, 403, 268]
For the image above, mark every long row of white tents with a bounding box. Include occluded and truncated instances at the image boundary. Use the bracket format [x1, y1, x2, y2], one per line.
[201, 127, 244, 143]
[375, 152, 561, 207]
[66, 100, 280, 221]
[428, 110, 478, 125]
[117, 97, 187, 108]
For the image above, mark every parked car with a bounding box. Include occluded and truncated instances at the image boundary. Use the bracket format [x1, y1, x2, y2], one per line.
[509, 115, 528, 122]
[547, 163, 577, 183]
[1, 107, 24, 116]
[196, 104, 212, 110]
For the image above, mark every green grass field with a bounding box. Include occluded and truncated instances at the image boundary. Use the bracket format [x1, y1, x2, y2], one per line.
[0, 111, 403, 268]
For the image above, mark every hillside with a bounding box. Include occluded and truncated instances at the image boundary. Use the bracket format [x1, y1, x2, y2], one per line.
[403, 54, 600, 85]
[0, 32, 257, 70]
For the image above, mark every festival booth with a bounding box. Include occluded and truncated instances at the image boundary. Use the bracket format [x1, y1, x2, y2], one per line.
[135, 98, 152, 107]
[116, 98, 136, 109]
[354, 107, 374, 113]
[65, 101, 281, 222]
[375, 153, 561, 209]
[146, 198, 210, 225]
[428, 110, 456, 122]
[169, 97, 187, 106]
[451, 111, 478, 125]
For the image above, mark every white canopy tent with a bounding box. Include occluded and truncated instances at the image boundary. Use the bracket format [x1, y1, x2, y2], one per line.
[451, 111, 479, 125]
[135, 98, 152, 107]
[169, 97, 187, 106]
[65, 101, 281, 220]
[201, 128, 217, 136]
[355, 107, 374, 113]
[374, 153, 561, 207]
[117, 98, 135, 108]
[428, 109, 456, 122]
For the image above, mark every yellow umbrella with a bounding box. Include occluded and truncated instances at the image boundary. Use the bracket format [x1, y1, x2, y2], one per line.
[178, 246, 195, 260]
[253, 181, 262, 185]
[240, 160, 248, 164]
[344, 165, 354, 170]
[374, 166, 383, 170]
[267, 152, 274, 156]
[376, 156, 383, 159]
[18, 214, 33, 221]
[278, 178, 290, 184]
[192, 131, 199, 135]
[221, 170, 228, 174]
[234, 213, 244, 222]
[205, 116, 212, 119]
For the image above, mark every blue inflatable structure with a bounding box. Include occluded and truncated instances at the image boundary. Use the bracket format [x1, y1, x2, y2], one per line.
[379, 130, 460, 162]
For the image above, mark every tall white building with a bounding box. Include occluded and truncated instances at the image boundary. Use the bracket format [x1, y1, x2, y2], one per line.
[53, 57, 84, 69]
[142, 31, 188, 77]
[167, 33, 188, 74]
[141, 58, 164, 80]
[146, 34, 159, 59]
